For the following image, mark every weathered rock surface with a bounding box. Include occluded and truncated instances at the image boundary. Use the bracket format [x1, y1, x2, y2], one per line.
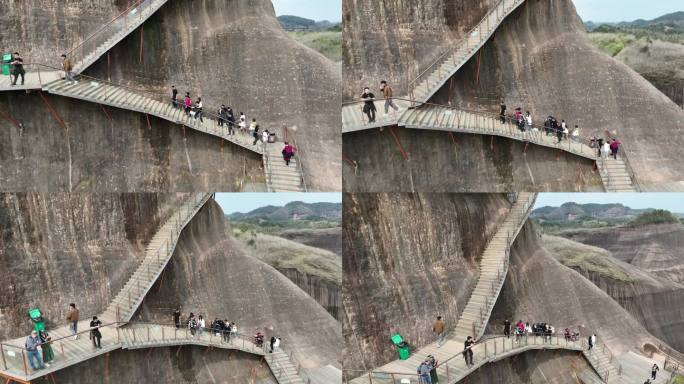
[343, 193, 511, 373]
[0, 92, 262, 191]
[0, 192, 184, 341]
[489, 222, 668, 357]
[343, 130, 602, 192]
[49, 346, 276, 383]
[137, 199, 341, 371]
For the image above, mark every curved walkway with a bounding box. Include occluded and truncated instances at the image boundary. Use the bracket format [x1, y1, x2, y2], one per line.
[348, 335, 621, 384]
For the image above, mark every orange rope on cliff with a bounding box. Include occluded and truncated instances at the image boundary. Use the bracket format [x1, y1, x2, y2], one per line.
[38, 91, 68, 130]
[388, 127, 409, 160]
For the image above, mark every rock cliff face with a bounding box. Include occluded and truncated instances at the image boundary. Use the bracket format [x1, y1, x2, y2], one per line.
[0, 192, 184, 341]
[49, 347, 276, 383]
[343, 0, 684, 190]
[488, 222, 666, 356]
[549, 224, 684, 352]
[458, 349, 591, 384]
[137, 199, 341, 371]
[433, 0, 684, 189]
[343, 193, 511, 373]
[278, 267, 340, 321]
[343, 130, 602, 192]
[0, 0, 341, 191]
[0, 92, 262, 191]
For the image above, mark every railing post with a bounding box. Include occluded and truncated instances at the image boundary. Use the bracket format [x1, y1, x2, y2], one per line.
[0, 344, 6, 370]
[21, 349, 28, 375]
[117, 327, 121, 343]
[162, 327, 165, 341]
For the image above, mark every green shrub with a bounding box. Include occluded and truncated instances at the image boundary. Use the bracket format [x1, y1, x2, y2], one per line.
[628, 209, 680, 226]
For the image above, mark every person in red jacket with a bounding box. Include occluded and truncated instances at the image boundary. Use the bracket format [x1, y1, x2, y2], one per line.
[282, 142, 295, 166]
[609, 139, 621, 160]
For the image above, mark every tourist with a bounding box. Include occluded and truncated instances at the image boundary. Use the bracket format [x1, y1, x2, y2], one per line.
[67, 303, 79, 339]
[597, 138, 604, 157]
[503, 319, 511, 338]
[226, 107, 235, 135]
[270, 336, 276, 353]
[187, 313, 197, 337]
[249, 118, 257, 136]
[274, 337, 281, 352]
[514, 108, 523, 131]
[525, 322, 532, 335]
[463, 336, 475, 366]
[184, 93, 192, 116]
[525, 111, 533, 132]
[90, 316, 103, 348]
[239, 113, 247, 133]
[432, 316, 445, 347]
[426, 355, 439, 384]
[610, 139, 621, 160]
[231, 322, 238, 339]
[39, 330, 54, 367]
[556, 124, 564, 143]
[10, 52, 25, 86]
[561, 120, 568, 139]
[651, 363, 659, 380]
[361, 87, 377, 123]
[418, 360, 432, 384]
[173, 308, 181, 328]
[197, 315, 206, 336]
[602, 141, 610, 160]
[61, 54, 75, 83]
[571, 126, 580, 142]
[499, 101, 507, 124]
[217, 105, 225, 127]
[194, 97, 203, 122]
[223, 320, 231, 342]
[380, 80, 400, 114]
[262, 128, 269, 143]
[25, 330, 44, 371]
[254, 331, 264, 348]
[252, 125, 260, 145]
[282, 142, 295, 166]
[171, 86, 178, 108]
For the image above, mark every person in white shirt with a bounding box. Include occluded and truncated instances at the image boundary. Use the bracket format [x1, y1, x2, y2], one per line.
[198, 315, 206, 336]
[262, 129, 269, 143]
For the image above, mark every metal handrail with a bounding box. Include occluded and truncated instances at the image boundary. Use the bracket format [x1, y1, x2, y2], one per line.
[407, 0, 523, 101]
[343, 333, 586, 382]
[344, 96, 599, 150]
[282, 126, 309, 192]
[113, 193, 209, 321]
[65, 0, 162, 71]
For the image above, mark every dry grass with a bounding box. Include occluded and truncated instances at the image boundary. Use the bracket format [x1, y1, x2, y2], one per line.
[542, 234, 635, 282]
[232, 228, 341, 286]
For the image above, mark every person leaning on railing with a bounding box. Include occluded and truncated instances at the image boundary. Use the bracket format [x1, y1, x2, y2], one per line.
[361, 87, 377, 123]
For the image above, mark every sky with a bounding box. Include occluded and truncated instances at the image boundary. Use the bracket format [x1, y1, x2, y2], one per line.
[215, 192, 341, 214]
[534, 193, 684, 213]
[271, 0, 342, 22]
[572, 0, 682, 22]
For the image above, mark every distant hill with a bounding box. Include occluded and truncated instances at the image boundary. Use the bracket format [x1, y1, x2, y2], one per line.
[532, 202, 684, 233]
[532, 202, 649, 221]
[227, 201, 341, 226]
[277, 15, 339, 31]
[585, 12, 684, 33]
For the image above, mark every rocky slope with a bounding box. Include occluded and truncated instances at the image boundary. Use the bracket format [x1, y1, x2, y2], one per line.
[232, 230, 342, 320]
[137, 199, 341, 371]
[278, 227, 343, 256]
[0, 193, 185, 341]
[343, 193, 512, 373]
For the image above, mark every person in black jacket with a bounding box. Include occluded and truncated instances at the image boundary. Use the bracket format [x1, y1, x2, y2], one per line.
[253, 125, 260, 145]
[10, 52, 25, 86]
[90, 316, 103, 348]
[463, 336, 475, 366]
[361, 87, 376, 123]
